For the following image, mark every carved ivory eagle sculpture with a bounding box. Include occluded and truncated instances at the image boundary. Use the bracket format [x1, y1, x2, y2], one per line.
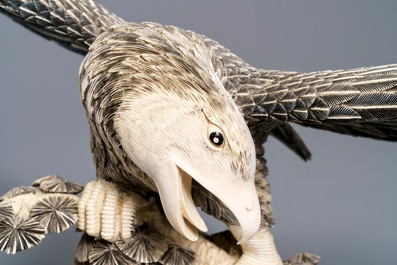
[0, 0, 397, 264]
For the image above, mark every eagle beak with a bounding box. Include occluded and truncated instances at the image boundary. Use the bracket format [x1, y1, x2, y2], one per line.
[155, 150, 260, 243]
[155, 162, 208, 241]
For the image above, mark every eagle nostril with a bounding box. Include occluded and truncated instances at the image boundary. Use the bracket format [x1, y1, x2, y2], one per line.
[245, 201, 255, 211]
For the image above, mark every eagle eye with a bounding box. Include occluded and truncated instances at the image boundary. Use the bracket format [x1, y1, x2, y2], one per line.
[209, 131, 224, 146]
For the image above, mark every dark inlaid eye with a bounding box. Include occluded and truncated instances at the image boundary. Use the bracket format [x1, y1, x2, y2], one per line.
[209, 131, 224, 146]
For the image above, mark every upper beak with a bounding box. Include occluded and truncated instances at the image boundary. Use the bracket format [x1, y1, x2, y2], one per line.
[155, 150, 260, 244]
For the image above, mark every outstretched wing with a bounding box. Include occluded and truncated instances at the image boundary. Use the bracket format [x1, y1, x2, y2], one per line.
[248, 65, 397, 141]
[278, 65, 397, 140]
[206, 37, 397, 142]
[0, 0, 124, 53]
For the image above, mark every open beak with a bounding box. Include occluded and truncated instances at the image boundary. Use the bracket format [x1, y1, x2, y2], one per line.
[155, 150, 261, 244]
[155, 161, 207, 241]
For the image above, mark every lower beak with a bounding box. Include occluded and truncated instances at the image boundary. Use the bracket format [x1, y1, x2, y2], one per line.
[155, 163, 207, 241]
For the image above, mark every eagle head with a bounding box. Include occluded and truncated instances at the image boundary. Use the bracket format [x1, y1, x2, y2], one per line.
[80, 23, 260, 243]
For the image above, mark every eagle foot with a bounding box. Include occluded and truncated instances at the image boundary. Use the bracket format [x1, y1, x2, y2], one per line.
[77, 179, 148, 242]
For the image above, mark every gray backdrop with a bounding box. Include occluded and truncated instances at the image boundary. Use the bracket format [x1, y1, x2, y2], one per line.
[0, 1, 396, 264]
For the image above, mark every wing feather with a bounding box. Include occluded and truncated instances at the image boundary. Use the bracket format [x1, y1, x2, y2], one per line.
[207, 38, 397, 141]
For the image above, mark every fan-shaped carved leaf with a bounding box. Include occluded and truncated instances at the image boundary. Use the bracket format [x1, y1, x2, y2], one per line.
[0, 216, 45, 254]
[30, 194, 79, 233]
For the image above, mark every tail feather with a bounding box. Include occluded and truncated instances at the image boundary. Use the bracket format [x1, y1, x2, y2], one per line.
[270, 124, 311, 161]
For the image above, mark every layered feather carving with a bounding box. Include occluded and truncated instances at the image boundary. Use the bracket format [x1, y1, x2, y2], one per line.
[207, 36, 397, 141]
[1, 0, 396, 264]
[0, 0, 124, 53]
[2, 0, 397, 145]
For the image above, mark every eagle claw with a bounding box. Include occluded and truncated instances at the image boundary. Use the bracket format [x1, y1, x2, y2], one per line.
[77, 179, 148, 242]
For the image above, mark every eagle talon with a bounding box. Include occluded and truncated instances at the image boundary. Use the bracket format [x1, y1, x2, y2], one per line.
[77, 179, 148, 242]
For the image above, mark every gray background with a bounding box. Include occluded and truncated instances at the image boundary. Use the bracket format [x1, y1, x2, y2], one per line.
[1, 1, 396, 264]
